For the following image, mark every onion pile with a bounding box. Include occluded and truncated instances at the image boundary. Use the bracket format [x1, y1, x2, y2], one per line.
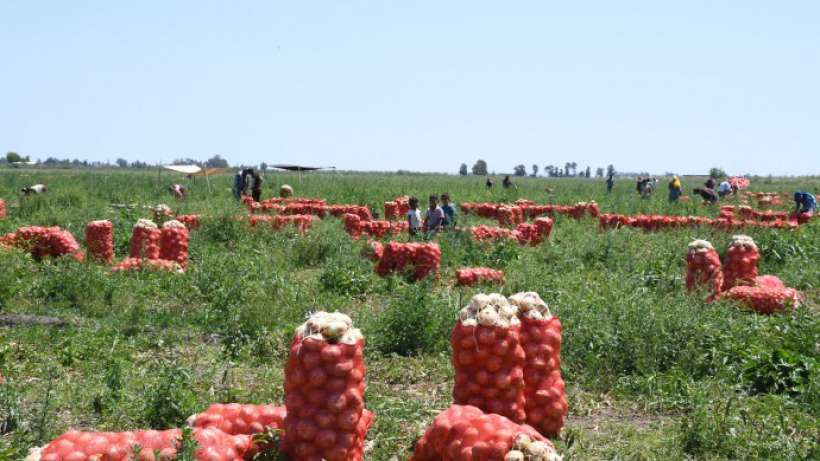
[455, 268, 504, 287]
[10, 226, 85, 261]
[85, 220, 114, 263]
[721, 235, 759, 290]
[129, 219, 161, 259]
[410, 405, 561, 461]
[374, 242, 441, 281]
[160, 220, 190, 271]
[342, 214, 391, 239]
[723, 283, 803, 315]
[498, 206, 525, 227]
[26, 427, 256, 461]
[383, 196, 409, 220]
[282, 312, 372, 460]
[508, 293, 567, 438]
[599, 213, 801, 231]
[284, 202, 328, 218]
[328, 205, 372, 221]
[461, 201, 598, 221]
[685, 240, 723, 300]
[452, 294, 526, 423]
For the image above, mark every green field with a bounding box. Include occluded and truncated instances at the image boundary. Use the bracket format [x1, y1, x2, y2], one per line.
[0, 169, 818, 460]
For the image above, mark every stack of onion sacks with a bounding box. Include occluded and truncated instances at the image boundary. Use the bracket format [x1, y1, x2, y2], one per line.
[452, 294, 526, 423]
[508, 292, 567, 437]
[282, 312, 373, 460]
[721, 235, 759, 290]
[685, 239, 723, 300]
[85, 220, 114, 263]
[25, 427, 257, 461]
[129, 219, 161, 259]
[160, 220, 190, 271]
[410, 405, 561, 461]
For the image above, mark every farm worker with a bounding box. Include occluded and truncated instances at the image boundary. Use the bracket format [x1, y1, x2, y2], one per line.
[641, 179, 654, 199]
[232, 170, 244, 200]
[485, 177, 494, 189]
[705, 177, 717, 190]
[668, 176, 682, 202]
[440, 193, 456, 227]
[407, 196, 422, 236]
[280, 184, 293, 198]
[168, 184, 187, 200]
[251, 172, 263, 202]
[693, 187, 718, 205]
[635, 176, 645, 193]
[606, 173, 614, 193]
[718, 180, 732, 198]
[502, 175, 516, 189]
[424, 194, 445, 237]
[793, 191, 817, 215]
[21, 184, 47, 195]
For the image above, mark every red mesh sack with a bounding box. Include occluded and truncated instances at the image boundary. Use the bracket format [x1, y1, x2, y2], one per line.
[13, 226, 85, 262]
[0, 198, 5, 219]
[452, 294, 526, 423]
[508, 293, 567, 438]
[685, 240, 723, 300]
[455, 268, 504, 287]
[175, 214, 201, 230]
[410, 405, 560, 461]
[722, 284, 803, 315]
[160, 220, 190, 271]
[27, 427, 256, 461]
[129, 219, 161, 259]
[85, 220, 114, 263]
[110, 257, 182, 274]
[189, 403, 286, 436]
[721, 235, 759, 290]
[282, 312, 371, 461]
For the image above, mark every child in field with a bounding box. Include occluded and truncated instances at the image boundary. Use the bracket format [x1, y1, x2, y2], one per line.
[407, 196, 422, 236]
[440, 193, 456, 228]
[424, 195, 445, 237]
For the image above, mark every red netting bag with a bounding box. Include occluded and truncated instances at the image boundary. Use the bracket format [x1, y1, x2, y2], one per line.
[160, 220, 190, 271]
[721, 235, 759, 290]
[410, 405, 561, 461]
[189, 403, 286, 435]
[129, 219, 161, 259]
[455, 268, 504, 287]
[110, 257, 183, 274]
[282, 312, 372, 461]
[685, 240, 723, 300]
[85, 220, 114, 263]
[452, 294, 526, 424]
[175, 214, 201, 230]
[0, 198, 5, 219]
[508, 293, 567, 438]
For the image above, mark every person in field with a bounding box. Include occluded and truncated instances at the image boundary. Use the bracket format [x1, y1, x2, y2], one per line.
[606, 173, 614, 193]
[406, 196, 422, 236]
[502, 175, 516, 189]
[718, 180, 732, 198]
[440, 193, 456, 228]
[693, 187, 718, 205]
[640, 179, 654, 199]
[232, 170, 244, 200]
[21, 184, 47, 195]
[668, 176, 682, 202]
[635, 176, 645, 194]
[251, 172, 263, 202]
[424, 194, 445, 237]
[168, 184, 187, 200]
[485, 177, 494, 189]
[280, 184, 294, 198]
[704, 177, 717, 190]
[793, 191, 817, 215]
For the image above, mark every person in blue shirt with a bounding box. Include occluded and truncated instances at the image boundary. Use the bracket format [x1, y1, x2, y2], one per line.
[793, 191, 817, 214]
[440, 193, 456, 228]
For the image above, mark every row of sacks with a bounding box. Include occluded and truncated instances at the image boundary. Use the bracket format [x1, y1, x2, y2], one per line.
[366, 241, 442, 281]
[246, 214, 317, 232]
[343, 213, 409, 238]
[469, 218, 553, 246]
[719, 205, 813, 225]
[599, 213, 804, 231]
[460, 201, 599, 223]
[686, 236, 803, 314]
[242, 196, 373, 221]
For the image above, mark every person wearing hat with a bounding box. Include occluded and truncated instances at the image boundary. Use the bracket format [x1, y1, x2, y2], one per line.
[668, 176, 682, 202]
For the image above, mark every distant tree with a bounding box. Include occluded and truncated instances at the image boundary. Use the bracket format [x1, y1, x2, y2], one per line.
[115, 158, 129, 168]
[531, 164, 539, 177]
[472, 159, 488, 175]
[564, 162, 571, 176]
[205, 155, 229, 168]
[459, 163, 468, 176]
[607, 164, 616, 177]
[132, 161, 148, 168]
[544, 165, 553, 177]
[709, 167, 726, 179]
[584, 166, 591, 178]
[173, 158, 200, 166]
[513, 164, 527, 176]
[595, 167, 604, 178]
[571, 162, 578, 176]
[260, 162, 268, 171]
[6, 152, 23, 163]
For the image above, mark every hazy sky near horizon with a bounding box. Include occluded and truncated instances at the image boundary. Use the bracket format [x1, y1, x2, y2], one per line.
[2, 1, 819, 175]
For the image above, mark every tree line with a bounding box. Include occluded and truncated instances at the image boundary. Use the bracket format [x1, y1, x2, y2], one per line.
[459, 159, 615, 178]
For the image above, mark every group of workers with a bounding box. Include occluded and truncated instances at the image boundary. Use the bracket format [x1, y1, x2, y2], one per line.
[406, 193, 456, 238]
[485, 176, 517, 190]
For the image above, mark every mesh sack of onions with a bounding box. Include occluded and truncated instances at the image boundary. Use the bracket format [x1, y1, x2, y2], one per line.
[360, 220, 391, 239]
[360, 240, 384, 262]
[328, 205, 372, 221]
[85, 220, 114, 263]
[129, 219, 161, 259]
[343, 214, 363, 238]
[471, 225, 516, 242]
[189, 403, 287, 436]
[110, 257, 183, 274]
[498, 206, 525, 227]
[0, 198, 5, 219]
[390, 221, 409, 235]
[686, 240, 723, 300]
[273, 214, 315, 232]
[14, 226, 85, 262]
[722, 284, 803, 314]
[175, 214, 201, 230]
[721, 235, 759, 290]
[26, 427, 257, 461]
[248, 215, 274, 227]
[455, 268, 504, 287]
[281, 312, 372, 461]
[160, 220, 190, 270]
[374, 242, 441, 281]
[508, 292, 567, 437]
[410, 404, 561, 461]
[452, 294, 526, 423]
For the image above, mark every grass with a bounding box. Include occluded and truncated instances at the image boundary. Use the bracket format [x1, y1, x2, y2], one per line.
[0, 169, 818, 460]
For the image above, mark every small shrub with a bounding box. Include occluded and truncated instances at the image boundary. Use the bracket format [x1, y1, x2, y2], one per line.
[142, 362, 198, 429]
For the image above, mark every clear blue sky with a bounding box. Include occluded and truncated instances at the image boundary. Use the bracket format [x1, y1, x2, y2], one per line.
[2, 1, 819, 175]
